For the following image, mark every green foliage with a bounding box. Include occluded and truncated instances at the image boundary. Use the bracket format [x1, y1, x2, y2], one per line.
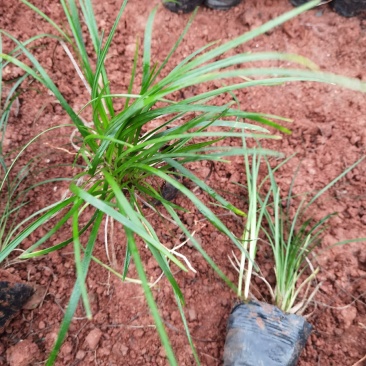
[0, 59, 30, 256]
[260, 155, 366, 314]
[0, 48, 70, 263]
[0, 64, 73, 265]
[233, 149, 366, 314]
[236, 137, 268, 300]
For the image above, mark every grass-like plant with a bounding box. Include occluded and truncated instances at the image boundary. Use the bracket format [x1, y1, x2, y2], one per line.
[1, 0, 366, 364]
[0, 62, 73, 265]
[260, 154, 366, 315]
[232, 145, 365, 312]
[235, 136, 268, 301]
[0, 60, 30, 256]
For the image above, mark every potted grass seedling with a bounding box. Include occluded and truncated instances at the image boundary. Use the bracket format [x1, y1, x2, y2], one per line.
[224, 144, 366, 366]
[223, 137, 312, 366]
[223, 147, 313, 366]
[1, 0, 366, 364]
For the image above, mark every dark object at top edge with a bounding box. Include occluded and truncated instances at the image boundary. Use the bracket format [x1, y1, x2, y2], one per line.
[290, 0, 366, 17]
[163, 0, 242, 12]
[163, 0, 204, 13]
[331, 0, 366, 17]
[205, 0, 242, 10]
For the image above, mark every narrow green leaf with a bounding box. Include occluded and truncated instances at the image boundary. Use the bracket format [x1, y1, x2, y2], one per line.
[70, 183, 187, 272]
[72, 208, 92, 319]
[46, 212, 104, 366]
[125, 229, 178, 365]
[141, 7, 158, 93]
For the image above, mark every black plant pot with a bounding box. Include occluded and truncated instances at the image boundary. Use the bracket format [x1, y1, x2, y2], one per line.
[290, 0, 366, 17]
[163, 0, 204, 13]
[331, 0, 366, 17]
[289, 0, 309, 5]
[0, 281, 34, 329]
[223, 301, 312, 366]
[205, 0, 242, 10]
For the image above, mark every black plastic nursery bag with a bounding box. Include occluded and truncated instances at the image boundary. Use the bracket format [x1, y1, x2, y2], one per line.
[290, 0, 366, 17]
[163, 0, 204, 13]
[204, 0, 242, 10]
[0, 281, 34, 328]
[331, 0, 366, 17]
[223, 300, 312, 366]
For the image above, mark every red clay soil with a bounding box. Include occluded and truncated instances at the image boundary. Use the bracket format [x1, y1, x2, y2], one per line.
[1, 0, 366, 365]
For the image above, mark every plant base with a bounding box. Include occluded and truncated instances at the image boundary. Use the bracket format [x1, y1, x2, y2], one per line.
[223, 300, 312, 366]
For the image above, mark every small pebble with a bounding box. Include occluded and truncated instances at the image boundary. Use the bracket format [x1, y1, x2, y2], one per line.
[76, 350, 86, 360]
[315, 10, 324, 17]
[334, 328, 343, 336]
[188, 308, 197, 322]
[339, 306, 357, 329]
[85, 328, 102, 350]
[121, 345, 129, 356]
[6, 339, 40, 366]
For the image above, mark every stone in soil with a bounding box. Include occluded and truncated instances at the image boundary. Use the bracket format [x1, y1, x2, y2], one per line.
[6, 339, 40, 366]
[85, 328, 103, 350]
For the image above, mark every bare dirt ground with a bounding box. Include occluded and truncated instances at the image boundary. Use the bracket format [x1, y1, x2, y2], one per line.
[1, 0, 366, 365]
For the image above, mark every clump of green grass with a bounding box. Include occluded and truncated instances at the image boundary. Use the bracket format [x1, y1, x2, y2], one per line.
[1, 0, 366, 364]
[0, 62, 73, 265]
[260, 154, 366, 314]
[232, 144, 365, 313]
[0, 64, 30, 257]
